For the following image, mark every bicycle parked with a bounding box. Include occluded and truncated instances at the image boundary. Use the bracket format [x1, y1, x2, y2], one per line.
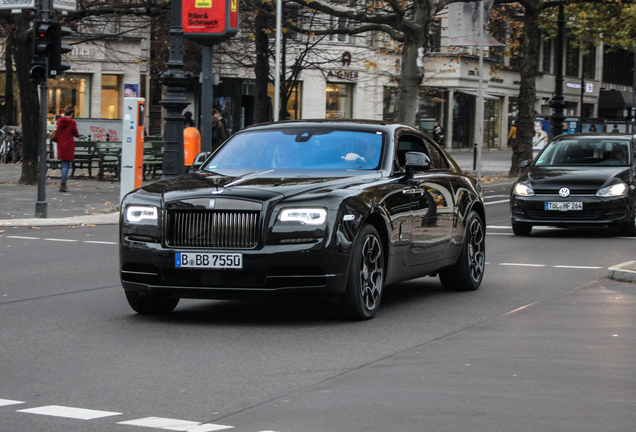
[0, 126, 23, 164]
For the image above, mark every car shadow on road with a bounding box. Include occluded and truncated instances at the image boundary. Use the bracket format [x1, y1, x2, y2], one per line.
[522, 227, 630, 239]
[127, 276, 462, 325]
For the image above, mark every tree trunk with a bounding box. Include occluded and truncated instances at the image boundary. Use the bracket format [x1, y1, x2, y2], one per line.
[14, 18, 40, 185]
[4, 36, 14, 127]
[254, 8, 271, 124]
[395, 0, 430, 126]
[510, 10, 540, 177]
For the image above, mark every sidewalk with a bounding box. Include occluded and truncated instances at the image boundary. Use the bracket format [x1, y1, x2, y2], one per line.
[0, 162, 123, 226]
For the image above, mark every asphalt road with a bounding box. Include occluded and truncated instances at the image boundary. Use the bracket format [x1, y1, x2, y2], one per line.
[1, 190, 635, 431]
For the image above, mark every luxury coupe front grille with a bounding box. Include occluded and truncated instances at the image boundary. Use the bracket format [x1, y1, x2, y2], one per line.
[167, 210, 260, 248]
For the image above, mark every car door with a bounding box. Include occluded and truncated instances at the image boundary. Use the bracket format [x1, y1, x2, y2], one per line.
[396, 134, 455, 266]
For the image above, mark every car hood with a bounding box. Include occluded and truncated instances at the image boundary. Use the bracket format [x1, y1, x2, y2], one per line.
[140, 169, 381, 203]
[520, 166, 631, 190]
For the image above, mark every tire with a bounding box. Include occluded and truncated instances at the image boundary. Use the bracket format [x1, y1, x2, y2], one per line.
[620, 211, 636, 236]
[125, 291, 179, 315]
[512, 221, 532, 236]
[439, 211, 485, 291]
[338, 224, 384, 320]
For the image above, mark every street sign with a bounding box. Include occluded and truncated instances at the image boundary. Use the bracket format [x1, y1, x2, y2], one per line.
[53, 0, 76, 11]
[182, 0, 239, 45]
[0, 0, 34, 9]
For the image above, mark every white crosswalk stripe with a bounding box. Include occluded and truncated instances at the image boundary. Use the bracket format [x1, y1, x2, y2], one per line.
[17, 405, 122, 420]
[0, 398, 23, 407]
[118, 417, 233, 431]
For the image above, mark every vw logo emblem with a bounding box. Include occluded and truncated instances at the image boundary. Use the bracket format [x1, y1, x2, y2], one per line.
[559, 187, 571, 197]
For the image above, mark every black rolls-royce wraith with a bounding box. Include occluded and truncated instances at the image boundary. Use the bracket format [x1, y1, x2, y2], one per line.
[120, 120, 486, 320]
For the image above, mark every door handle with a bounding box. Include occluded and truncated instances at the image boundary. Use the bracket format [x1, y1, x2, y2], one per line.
[403, 188, 424, 196]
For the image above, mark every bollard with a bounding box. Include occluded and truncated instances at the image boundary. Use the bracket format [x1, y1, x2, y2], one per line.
[473, 143, 477, 171]
[184, 127, 202, 166]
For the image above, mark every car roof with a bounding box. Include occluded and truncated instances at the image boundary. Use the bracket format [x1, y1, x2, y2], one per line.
[240, 119, 417, 134]
[553, 133, 635, 140]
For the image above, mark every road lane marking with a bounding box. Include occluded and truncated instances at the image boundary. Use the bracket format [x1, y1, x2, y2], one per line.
[553, 265, 603, 269]
[500, 263, 546, 267]
[84, 240, 118, 245]
[0, 398, 23, 407]
[17, 405, 122, 420]
[5, 236, 40, 240]
[486, 232, 513, 236]
[118, 417, 233, 431]
[484, 199, 509, 206]
[43, 238, 78, 242]
[485, 194, 509, 198]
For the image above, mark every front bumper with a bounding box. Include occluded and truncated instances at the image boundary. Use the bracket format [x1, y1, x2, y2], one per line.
[510, 194, 631, 226]
[120, 239, 351, 299]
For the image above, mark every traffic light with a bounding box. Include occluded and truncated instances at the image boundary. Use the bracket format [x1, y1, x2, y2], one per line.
[49, 24, 73, 78]
[29, 21, 56, 82]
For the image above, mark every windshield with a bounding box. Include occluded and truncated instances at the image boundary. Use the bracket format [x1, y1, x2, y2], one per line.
[535, 138, 631, 167]
[204, 129, 384, 171]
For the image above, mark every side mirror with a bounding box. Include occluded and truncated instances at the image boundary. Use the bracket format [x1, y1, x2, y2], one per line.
[519, 159, 531, 169]
[192, 151, 212, 171]
[405, 151, 430, 177]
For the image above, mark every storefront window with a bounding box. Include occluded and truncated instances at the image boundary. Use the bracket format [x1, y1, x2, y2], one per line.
[267, 82, 302, 120]
[101, 74, 121, 119]
[452, 92, 473, 148]
[47, 75, 91, 123]
[383, 86, 397, 122]
[484, 98, 500, 148]
[326, 83, 353, 119]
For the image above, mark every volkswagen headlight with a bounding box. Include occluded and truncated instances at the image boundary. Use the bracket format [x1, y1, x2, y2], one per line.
[597, 182, 627, 197]
[514, 183, 535, 196]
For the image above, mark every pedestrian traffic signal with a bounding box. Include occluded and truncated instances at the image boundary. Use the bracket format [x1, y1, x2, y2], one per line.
[49, 24, 73, 78]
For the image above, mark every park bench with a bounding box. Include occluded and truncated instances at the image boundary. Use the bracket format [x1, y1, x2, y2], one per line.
[47, 141, 98, 178]
[96, 141, 122, 181]
[143, 141, 164, 180]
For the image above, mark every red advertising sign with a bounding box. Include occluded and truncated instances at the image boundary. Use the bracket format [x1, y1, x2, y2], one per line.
[183, 0, 238, 45]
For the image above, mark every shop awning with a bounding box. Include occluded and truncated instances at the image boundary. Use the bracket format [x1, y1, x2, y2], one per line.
[599, 90, 635, 110]
[457, 90, 499, 100]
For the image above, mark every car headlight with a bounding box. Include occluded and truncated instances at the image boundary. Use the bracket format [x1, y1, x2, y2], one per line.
[597, 182, 627, 197]
[514, 183, 535, 196]
[279, 208, 327, 225]
[125, 205, 158, 223]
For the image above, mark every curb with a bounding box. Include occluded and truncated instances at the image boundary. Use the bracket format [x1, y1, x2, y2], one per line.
[607, 261, 636, 283]
[0, 212, 119, 227]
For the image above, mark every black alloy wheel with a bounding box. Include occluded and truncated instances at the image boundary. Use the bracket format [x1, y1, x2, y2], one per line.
[440, 211, 485, 291]
[339, 224, 384, 320]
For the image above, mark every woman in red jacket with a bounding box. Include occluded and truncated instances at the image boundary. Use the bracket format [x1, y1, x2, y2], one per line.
[56, 106, 79, 192]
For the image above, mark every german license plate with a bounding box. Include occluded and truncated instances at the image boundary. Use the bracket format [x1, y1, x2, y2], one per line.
[175, 252, 243, 268]
[545, 202, 583, 211]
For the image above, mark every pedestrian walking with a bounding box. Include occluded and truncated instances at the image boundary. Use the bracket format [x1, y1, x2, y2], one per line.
[184, 111, 195, 128]
[433, 121, 444, 146]
[212, 108, 227, 150]
[55, 106, 79, 192]
[508, 121, 517, 147]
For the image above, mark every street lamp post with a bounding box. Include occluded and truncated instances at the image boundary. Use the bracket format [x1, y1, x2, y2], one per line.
[549, 2, 568, 137]
[159, 0, 192, 179]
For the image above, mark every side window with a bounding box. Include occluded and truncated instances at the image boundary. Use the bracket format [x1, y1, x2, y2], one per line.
[396, 135, 429, 171]
[425, 141, 450, 170]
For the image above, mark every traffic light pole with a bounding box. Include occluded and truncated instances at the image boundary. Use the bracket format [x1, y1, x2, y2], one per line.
[35, 0, 51, 218]
[36, 63, 48, 218]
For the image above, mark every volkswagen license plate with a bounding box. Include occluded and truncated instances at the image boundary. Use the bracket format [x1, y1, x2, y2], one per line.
[175, 252, 243, 268]
[545, 202, 583, 211]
